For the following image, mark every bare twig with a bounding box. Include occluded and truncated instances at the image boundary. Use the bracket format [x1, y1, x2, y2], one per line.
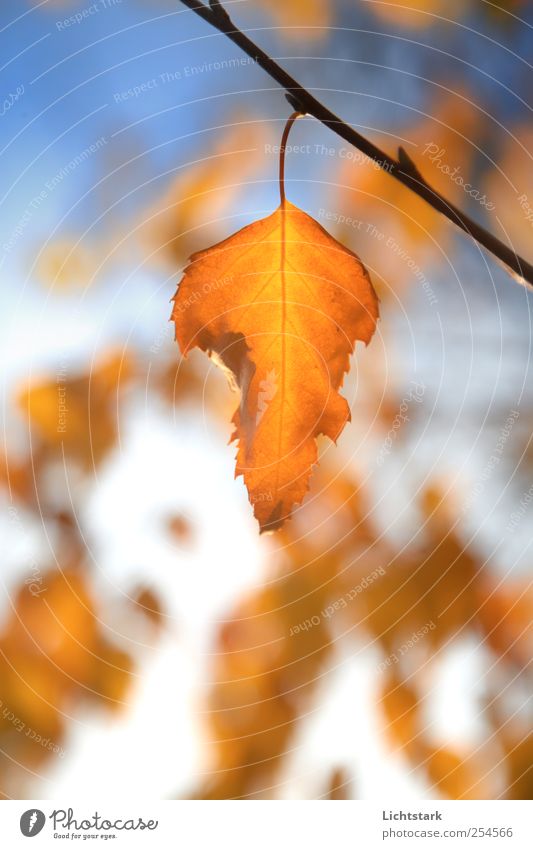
[179, 0, 533, 289]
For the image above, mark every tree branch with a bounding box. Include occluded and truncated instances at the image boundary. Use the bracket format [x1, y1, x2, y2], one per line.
[180, 0, 533, 290]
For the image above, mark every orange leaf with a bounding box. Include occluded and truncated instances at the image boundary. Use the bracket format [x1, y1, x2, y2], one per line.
[172, 200, 379, 531]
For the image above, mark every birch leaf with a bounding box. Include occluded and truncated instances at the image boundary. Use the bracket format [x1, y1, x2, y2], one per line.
[172, 200, 378, 531]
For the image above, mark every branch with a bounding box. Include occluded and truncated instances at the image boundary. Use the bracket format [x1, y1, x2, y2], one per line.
[180, 0, 533, 290]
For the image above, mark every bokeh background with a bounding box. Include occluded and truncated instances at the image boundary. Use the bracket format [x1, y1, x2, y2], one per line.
[1, 0, 533, 800]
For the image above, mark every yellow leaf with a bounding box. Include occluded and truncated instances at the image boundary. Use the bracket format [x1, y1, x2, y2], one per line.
[35, 241, 94, 292]
[367, 0, 465, 29]
[255, 0, 331, 41]
[143, 119, 270, 265]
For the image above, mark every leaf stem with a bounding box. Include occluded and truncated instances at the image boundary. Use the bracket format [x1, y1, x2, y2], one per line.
[279, 111, 304, 205]
[178, 0, 533, 290]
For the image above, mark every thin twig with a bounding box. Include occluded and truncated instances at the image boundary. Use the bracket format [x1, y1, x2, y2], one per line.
[180, 0, 533, 290]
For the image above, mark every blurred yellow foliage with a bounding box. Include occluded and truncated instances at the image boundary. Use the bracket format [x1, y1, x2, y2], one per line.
[18, 349, 136, 470]
[366, 0, 465, 29]
[0, 565, 134, 796]
[484, 124, 533, 261]
[35, 241, 95, 292]
[200, 556, 337, 798]
[254, 0, 331, 40]
[142, 119, 272, 265]
[335, 90, 484, 295]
